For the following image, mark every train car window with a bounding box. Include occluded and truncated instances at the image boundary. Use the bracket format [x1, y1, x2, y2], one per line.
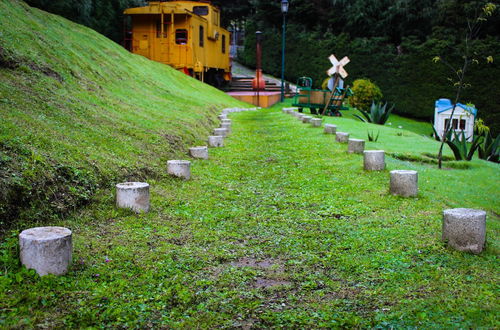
[193, 6, 208, 16]
[222, 35, 226, 53]
[199, 26, 204, 47]
[176, 29, 188, 44]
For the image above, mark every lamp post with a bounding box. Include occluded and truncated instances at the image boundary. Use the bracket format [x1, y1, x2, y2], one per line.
[280, 0, 289, 102]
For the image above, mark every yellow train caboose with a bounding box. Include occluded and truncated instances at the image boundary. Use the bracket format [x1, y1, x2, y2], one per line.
[124, 1, 231, 86]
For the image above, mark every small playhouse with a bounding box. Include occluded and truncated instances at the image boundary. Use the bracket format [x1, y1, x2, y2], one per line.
[434, 98, 477, 142]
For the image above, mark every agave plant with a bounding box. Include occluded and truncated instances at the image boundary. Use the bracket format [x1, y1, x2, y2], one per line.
[445, 130, 483, 161]
[354, 102, 394, 125]
[478, 131, 499, 163]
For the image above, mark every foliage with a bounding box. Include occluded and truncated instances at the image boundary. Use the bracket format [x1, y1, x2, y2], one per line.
[478, 131, 500, 163]
[354, 102, 394, 125]
[444, 130, 483, 161]
[1, 101, 498, 328]
[367, 130, 379, 142]
[349, 79, 383, 111]
[0, 0, 244, 231]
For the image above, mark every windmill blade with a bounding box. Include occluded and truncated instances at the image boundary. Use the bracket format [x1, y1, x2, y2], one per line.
[327, 66, 337, 76]
[340, 56, 350, 66]
[339, 67, 348, 78]
[329, 54, 339, 65]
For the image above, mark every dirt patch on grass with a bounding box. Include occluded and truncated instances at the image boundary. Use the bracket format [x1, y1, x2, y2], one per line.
[253, 278, 292, 289]
[230, 257, 284, 271]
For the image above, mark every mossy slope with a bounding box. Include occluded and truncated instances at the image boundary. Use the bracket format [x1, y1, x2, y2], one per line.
[0, 0, 245, 228]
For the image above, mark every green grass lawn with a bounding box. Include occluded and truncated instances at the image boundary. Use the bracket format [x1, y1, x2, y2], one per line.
[2, 102, 498, 328]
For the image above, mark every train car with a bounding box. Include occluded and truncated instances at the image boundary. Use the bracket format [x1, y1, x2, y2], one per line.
[124, 1, 231, 86]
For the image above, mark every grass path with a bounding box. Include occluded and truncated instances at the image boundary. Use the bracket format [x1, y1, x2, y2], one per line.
[2, 105, 499, 328]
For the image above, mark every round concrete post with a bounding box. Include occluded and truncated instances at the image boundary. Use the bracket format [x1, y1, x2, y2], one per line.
[116, 182, 150, 213]
[348, 139, 365, 154]
[311, 118, 322, 127]
[324, 124, 337, 134]
[336, 132, 349, 143]
[208, 135, 224, 147]
[442, 208, 486, 254]
[390, 170, 418, 197]
[364, 150, 385, 171]
[302, 116, 312, 123]
[297, 113, 305, 120]
[218, 114, 227, 120]
[19, 227, 72, 276]
[221, 119, 232, 125]
[220, 123, 232, 134]
[167, 160, 191, 180]
[213, 127, 228, 137]
[189, 146, 209, 159]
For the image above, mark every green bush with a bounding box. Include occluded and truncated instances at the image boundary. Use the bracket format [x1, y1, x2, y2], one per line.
[350, 79, 383, 111]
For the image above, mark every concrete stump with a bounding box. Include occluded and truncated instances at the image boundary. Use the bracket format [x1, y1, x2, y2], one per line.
[336, 132, 349, 143]
[19, 227, 72, 276]
[189, 146, 209, 159]
[442, 208, 486, 254]
[390, 170, 418, 197]
[221, 119, 232, 125]
[302, 116, 312, 123]
[311, 118, 322, 127]
[324, 124, 337, 134]
[208, 135, 224, 147]
[297, 113, 305, 120]
[213, 127, 228, 137]
[348, 139, 365, 154]
[218, 114, 227, 120]
[167, 160, 191, 180]
[364, 150, 385, 171]
[220, 123, 232, 134]
[116, 182, 150, 213]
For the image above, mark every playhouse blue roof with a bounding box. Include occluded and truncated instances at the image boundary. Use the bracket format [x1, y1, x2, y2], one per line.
[435, 98, 477, 116]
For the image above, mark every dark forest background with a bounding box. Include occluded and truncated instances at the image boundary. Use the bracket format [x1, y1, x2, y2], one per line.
[25, 0, 499, 133]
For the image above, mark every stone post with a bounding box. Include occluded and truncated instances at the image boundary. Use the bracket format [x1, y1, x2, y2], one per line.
[213, 128, 228, 137]
[221, 119, 232, 125]
[208, 135, 224, 147]
[324, 124, 337, 134]
[19, 227, 72, 276]
[116, 182, 150, 213]
[311, 118, 322, 127]
[189, 146, 209, 159]
[220, 122, 232, 134]
[218, 114, 227, 120]
[348, 139, 365, 154]
[302, 116, 312, 123]
[167, 160, 191, 180]
[390, 170, 418, 197]
[364, 150, 385, 171]
[442, 208, 487, 254]
[336, 132, 349, 143]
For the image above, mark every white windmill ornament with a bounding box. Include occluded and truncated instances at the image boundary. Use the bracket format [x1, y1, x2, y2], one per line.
[321, 54, 351, 115]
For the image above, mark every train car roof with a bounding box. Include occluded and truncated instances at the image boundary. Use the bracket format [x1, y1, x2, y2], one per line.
[124, 1, 219, 15]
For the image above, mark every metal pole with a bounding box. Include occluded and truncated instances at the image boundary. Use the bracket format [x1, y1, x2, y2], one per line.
[280, 13, 286, 102]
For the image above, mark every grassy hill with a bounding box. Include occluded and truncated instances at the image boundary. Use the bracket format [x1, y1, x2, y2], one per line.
[0, 0, 244, 230]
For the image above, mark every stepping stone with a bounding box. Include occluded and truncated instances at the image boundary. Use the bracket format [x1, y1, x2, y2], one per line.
[208, 135, 224, 147]
[189, 146, 209, 159]
[390, 170, 418, 197]
[116, 182, 150, 213]
[19, 227, 72, 276]
[167, 160, 191, 180]
[311, 118, 322, 127]
[364, 150, 385, 171]
[348, 138, 365, 154]
[324, 124, 337, 134]
[442, 208, 487, 254]
[336, 132, 349, 143]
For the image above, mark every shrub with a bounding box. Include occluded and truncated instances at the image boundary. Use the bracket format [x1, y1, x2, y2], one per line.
[350, 79, 383, 111]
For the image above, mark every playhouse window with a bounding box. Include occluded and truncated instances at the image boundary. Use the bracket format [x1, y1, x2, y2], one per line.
[175, 29, 188, 44]
[199, 26, 204, 47]
[460, 119, 466, 130]
[222, 34, 226, 53]
[193, 6, 209, 16]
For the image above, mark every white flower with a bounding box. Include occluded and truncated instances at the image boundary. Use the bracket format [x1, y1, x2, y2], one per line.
[398, 125, 403, 129]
